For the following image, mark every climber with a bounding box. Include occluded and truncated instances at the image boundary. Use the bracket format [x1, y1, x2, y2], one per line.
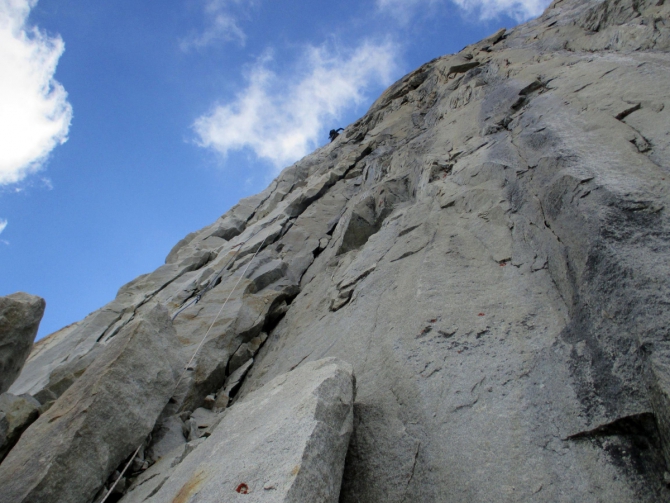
[329, 128, 344, 142]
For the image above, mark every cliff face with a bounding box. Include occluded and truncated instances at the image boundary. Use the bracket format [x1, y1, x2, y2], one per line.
[3, 0, 670, 501]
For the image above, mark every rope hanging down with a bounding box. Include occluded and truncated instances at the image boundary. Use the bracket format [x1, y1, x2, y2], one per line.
[174, 231, 270, 389]
[171, 215, 280, 322]
[99, 445, 142, 503]
[170, 243, 243, 322]
[99, 231, 271, 503]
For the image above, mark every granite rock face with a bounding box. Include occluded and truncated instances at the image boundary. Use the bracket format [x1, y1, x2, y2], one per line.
[0, 292, 45, 393]
[0, 393, 40, 463]
[120, 358, 354, 503]
[0, 304, 181, 503]
[4, 0, 670, 501]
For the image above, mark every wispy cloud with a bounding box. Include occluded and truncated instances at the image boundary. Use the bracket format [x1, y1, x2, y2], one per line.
[180, 0, 251, 51]
[378, 0, 551, 21]
[0, 0, 72, 186]
[452, 0, 550, 20]
[193, 41, 399, 171]
[0, 216, 8, 244]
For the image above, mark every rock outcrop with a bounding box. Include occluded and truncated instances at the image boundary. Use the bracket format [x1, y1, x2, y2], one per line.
[3, 0, 670, 501]
[120, 358, 354, 503]
[0, 304, 181, 503]
[0, 292, 45, 393]
[0, 393, 40, 463]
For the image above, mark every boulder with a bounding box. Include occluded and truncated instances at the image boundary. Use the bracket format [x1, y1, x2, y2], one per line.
[0, 304, 181, 503]
[0, 292, 46, 393]
[121, 358, 354, 503]
[0, 393, 40, 462]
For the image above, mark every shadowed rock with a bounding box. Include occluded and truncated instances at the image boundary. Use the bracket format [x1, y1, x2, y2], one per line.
[0, 292, 45, 394]
[0, 393, 40, 463]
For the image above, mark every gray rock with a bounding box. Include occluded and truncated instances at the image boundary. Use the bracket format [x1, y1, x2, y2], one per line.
[228, 342, 255, 374]
[6, 1, 670, 501]
[0, 292, 45, 393]
[246, 259, 289, 292]
[9, 245, 213, 403]
[125, 358, 354, 503]
[209, 215, 246, 241]
[202, 393, 216, 409]
[0, 304, 181, 503]
[212, 393, 230, 412]
[165, 231, 198, 264]
[185, 407, 218, 441]
[120, 438, 207, 503]
[31, 342, 103, 405]
[228, 332, 267, 374]
[146, 415, 187, 463]
[234, 2, 670, 500]
[213, 357, 255, 411]
[0, 393, 40, 462]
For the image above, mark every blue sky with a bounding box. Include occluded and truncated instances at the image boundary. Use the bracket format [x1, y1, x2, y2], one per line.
[0, 0, 550, 339]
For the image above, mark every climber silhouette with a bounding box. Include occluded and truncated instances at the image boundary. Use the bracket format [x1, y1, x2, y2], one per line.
[329, 128, 344, 142]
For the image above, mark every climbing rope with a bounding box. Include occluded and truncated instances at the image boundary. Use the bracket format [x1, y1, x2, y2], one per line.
[99, 230, 272, 503]
[170, 242, 244, 322]
[171, 215, 281, 322]
[174, 231, 270, 389]
[99, 444, 142, 503]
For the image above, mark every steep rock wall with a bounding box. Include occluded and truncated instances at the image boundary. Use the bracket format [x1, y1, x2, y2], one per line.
[3, 0, 670, 501]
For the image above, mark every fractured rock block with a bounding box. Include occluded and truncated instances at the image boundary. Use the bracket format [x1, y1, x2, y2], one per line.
[0, 393, 40, 462]
[0, 304, 181, 503]
[228, 332, 267, 374]
[215, 358, 254, 409]
[185, 407, 218, 441]
[0, 292, 46, 394]
[135, 358, 355, 503]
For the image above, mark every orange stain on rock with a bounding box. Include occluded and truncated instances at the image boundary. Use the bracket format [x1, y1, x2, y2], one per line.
[172, 469, 207, 503]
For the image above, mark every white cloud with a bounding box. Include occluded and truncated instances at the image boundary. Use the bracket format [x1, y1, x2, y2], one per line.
[193, 41, 399, 171]
[0, 0, 72, 186]
[0, 218, 7, 235]
[452, 0, 550, 20]
[378, 0, 551, 21]
[180, 0, 251, 51]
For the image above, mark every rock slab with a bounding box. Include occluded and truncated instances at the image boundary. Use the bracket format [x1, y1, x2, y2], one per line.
[0, 304, 181, 503]
[121, 358, 355, 503]
[0, 292, 45, 393]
